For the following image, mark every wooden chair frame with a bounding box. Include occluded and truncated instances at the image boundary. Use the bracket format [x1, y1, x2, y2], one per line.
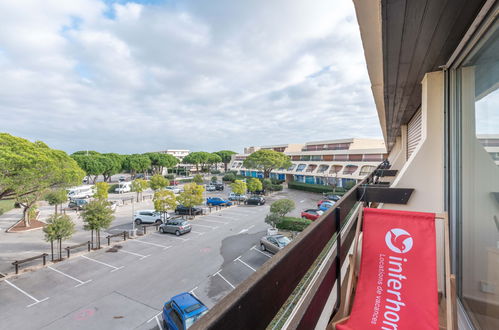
[330, 209, 457, 330]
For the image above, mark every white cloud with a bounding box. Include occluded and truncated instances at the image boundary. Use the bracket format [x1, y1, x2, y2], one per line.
[0, 0, 382, 154]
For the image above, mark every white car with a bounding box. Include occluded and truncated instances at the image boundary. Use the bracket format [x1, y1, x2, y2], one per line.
[166, 186, 181, 194]
[67, 185, 95, 199]
[115, 182, 132, 193]
[133, 210, 169, 225]
[206, 185, 216, 191]
[228, 192, 247, 201]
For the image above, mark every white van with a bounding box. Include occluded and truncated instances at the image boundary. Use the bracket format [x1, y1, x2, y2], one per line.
[115, 181, 132, 193]
[67, 185, 95, 199]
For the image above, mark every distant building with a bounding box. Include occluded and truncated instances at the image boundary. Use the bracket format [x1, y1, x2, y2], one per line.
[159, 149, 190, 162]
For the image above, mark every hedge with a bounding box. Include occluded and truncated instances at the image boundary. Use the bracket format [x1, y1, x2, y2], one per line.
[287, 181, 346, 194]
[276, 217, 312, 232]
[179, 178, 193, 183]
[108, 184, 118, 193]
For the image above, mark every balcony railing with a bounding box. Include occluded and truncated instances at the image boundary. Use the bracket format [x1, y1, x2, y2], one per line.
[192, 164, 413, 330]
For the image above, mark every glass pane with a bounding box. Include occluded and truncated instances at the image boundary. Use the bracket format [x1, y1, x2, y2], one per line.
[459, 22, 499, 329]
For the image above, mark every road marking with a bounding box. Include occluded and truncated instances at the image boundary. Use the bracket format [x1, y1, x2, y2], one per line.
[214, 271, 235, 289]
[190, 230, 205, 235]
[47, 266, 92, 287]
[191, 223, 217, 229]
[80, 255, 124, 272]
[119, 249, 150, 260]
[236, 257, 256, 272]
[147, 311, 163, 329]
[251, 246, 272, 258]
[129, 239, 172, 250]
[3, 279, 49, 307]
[238, 224, 255, 234]
[198, 219, 228, 225]
[300, 199, 305, 203]
[189, 286, 199, 298]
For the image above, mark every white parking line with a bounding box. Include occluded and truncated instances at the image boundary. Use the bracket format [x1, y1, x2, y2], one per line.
[214, 271, 235, 289]
[198, 219, 228, 225]
[119, 249, 150, 260]
[129, 239, 172, 250]
[191, 223, 218, 229]
[47, 266, 92, 287]
[251, 246, 273, 258]
[80, 255, 124, 272]
[235, 257, 256, 272]
[300, 199, 305, 203]
[190, 230, 205, 235]
[3, 279, 49, 307]
[238, 225, 255, 234]
[189, 286, 199, 298]
[147, 311, 163, 329]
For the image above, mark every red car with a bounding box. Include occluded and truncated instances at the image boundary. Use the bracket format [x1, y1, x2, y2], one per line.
[301, 209, 324, 221]
[317, 200, 335, 208]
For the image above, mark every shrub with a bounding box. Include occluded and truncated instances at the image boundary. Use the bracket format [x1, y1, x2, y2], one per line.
[222, 173, 236, 182]
[271, 178, 285, 184]
[269, 184, 283, 191]
[210, 170, 221, 175]
[287, 181, 347, 194]
[270, 199, 295, 217]
[179, 178, 193, 183]
[164, 174, 175, 180]
[276, 217, 312, 232]
[108, 184, 118, 193]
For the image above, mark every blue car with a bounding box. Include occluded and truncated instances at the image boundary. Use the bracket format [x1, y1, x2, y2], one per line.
[319, 201, 335, 211]
[206, 197, 232, 206]
[162, 292, 208, 329]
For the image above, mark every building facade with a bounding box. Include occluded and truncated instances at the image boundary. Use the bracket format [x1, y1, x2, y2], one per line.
[158, 149, 190, 162]
[230, 138, 386, 187]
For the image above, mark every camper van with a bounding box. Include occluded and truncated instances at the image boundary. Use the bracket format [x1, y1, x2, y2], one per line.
[67, 185, 95, 200]
[115, 181, 132, 193]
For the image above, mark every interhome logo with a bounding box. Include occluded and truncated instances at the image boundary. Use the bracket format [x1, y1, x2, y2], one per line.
[379, 228, 412, 329]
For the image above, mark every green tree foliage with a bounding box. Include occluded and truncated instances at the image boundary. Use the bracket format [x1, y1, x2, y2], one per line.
[94, 182, 109, 200]
[270, 199, 295, 218]
[101, 153, 123, 182]
[231, 180, 247, 195]
[80, 200, 115, 249]
[193, 174, 204, 185]
[70, 153, 106, 183]
[243, 149, 292, 178]
[45, 189, 68, 214]
[211, 176, 218, 183]
[208, 153, 222, 171]
[265, 213, 282, 229]
[177, 183, 204, 214]
[122, 154, 151, 178]
[145, 152, 178, 175]
[247, 178, 263, 194]
[222, 172, 236, 182]
[43, 214, 75, 260]
[262, 178, 272, 192]
[214, 150, 237, 172]
[149, 174, 170, 191]
[131, 179, 149, 202]
[153, 190, 177, 220]
[0, 133, 85, 226]
[183, 151, 211, 173]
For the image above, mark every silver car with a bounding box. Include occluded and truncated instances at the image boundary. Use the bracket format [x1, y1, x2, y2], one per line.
[260, 234, 291, 254]
[159, 219, 192, 236]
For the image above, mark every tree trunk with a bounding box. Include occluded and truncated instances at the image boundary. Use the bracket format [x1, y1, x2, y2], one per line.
[51, 240, 54, 261]
[22, 207, 30, 227]
[97, 230, 100, 249]
[59, 239, 62, 261]
[92, 175, 98, 184]
[91, 229, 94, 249]
[54, 205, 57, 215]
[224, 163, 228, 172]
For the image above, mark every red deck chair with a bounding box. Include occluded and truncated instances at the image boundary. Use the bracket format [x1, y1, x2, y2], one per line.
[330, 208, 456, 330]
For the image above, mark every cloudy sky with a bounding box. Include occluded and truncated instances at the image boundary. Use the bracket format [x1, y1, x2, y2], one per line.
[0, 0, 382, 154]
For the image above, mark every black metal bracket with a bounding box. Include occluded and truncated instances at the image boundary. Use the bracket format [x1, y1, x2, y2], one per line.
[331, 207, 342, 319]
[357, 186, 414, 204]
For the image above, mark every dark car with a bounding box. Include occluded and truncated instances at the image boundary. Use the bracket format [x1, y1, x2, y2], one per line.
[159, 219, 192, 236]
[301, 209, 324, 221]
[175, 205, 203, 215]
[214, 183, 224, 191]
[245, 196, 266, 205]
[323, 194, 341, 202]
[68, 199, 88, 210]
[162, 292, 208, 329]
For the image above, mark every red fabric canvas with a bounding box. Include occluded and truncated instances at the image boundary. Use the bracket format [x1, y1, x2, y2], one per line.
[337, 208, 439, 330]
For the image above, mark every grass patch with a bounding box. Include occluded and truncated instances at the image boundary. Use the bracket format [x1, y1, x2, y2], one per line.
[0, 199, 15, 215]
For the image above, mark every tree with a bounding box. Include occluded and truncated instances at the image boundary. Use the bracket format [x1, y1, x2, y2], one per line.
[101, 153, 123, 182]
[43, 214, 75, 261]
[262, 178, 272, 193]
[193, 174, 204, 185]
[131, 179, 149, 202]
[222, 172, 236, 182]
[183, 152, 211, 173]
[243, 149, 292, 178]
[122, 154, 151, 178]
[149, 174, 170, 191]
[145, 152, 178, 175]
[231, 180, 247, 196]
[211, 176, 218, 183]
[71, 153, 106, 183]
[247, 178, 263, 194]
[45, 189, 68, 214]
[94, 182, 109, 200]
[215, 150, 237, 172]
[153, 190, 177, 220]
[270, 199, 295, 218]
[265, 213, 282, 229]
[177, 183, 204, 216]
[0, 133, 85, 226]
[208, 153, 222, 171]
[80, 200, 115, 249]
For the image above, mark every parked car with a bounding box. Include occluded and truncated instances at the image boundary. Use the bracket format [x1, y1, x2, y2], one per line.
[245, 196, 266, 205]
[68, 199, 88, 210]
[118, 176, 126, 182]
[206, 184, 216, 192]
[67, 185, 95, 199]
[133, 210, 166, 225]
[319, 201, 335, 211]
[166, 186, 181, 194]
[301, 209, 324, 221]
[317, 199, 336, 208]
[170, 180, 180, 185]
[260, 234, 291, 254]
[162, 292, 208, 330]
[213, 183, 224, 191]
[323, 194, 341, 202]
[115, 181, 132, 193]
[159, 219, 192, 236]
[206, 197, 232, 206]
[228, 192, 247, 201]
[175, 205, 203, 216]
